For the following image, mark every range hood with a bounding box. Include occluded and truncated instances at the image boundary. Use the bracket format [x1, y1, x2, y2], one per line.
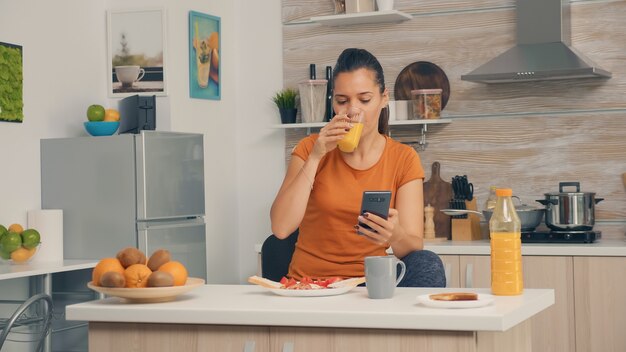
[461, 0, 611, 83]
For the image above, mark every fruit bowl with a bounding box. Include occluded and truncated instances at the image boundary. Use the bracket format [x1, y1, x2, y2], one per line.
[87, 277, 205, 303]
[84, 121, 119, 136]
[1, 245, 40, 264]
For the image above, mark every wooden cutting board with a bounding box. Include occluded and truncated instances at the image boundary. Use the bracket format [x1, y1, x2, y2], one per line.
[423, 161, 453, 239]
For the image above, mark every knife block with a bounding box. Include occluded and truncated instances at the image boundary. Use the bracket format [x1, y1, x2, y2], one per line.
[451, 199, 482, 241]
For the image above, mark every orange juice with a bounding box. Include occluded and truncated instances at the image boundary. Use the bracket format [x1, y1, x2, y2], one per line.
[337, 122, 364, 153]
[490, 232, 523, 295]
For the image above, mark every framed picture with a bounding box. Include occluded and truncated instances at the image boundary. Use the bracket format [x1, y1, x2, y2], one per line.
[107, 8, 167, 97]
[0, 41, 23, 122]
[189, 11, 220, 100]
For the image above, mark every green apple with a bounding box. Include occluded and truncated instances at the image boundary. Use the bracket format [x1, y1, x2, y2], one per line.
[87, 104, 106, 121]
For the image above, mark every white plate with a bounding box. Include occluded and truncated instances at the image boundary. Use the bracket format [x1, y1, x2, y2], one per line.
[416, 293, 494, 309]
[88, 277, 205, 303]
[268, 285, 356, 297]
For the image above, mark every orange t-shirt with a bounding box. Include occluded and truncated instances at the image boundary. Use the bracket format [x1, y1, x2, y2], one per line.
[287, 135, 425, 280]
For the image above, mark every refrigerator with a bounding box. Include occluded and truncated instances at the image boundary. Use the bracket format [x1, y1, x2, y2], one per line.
[40, 131, 207, 279]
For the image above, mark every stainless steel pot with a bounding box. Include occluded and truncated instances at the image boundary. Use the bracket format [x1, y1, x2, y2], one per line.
[483, 204, 545, 232]
[536, 182, 604, 231]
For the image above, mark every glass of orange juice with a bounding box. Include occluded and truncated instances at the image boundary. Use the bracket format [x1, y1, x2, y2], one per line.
[337, 107, 365, 153]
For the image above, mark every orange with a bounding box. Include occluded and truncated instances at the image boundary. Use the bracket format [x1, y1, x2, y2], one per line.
[92, 258, 125, 286]
[124, 264, 152, 288]
[104, 109, 120, 122]
[10, 247, 37, 263]
[157, 261, 188, 286]
[8, 223, 24, 234]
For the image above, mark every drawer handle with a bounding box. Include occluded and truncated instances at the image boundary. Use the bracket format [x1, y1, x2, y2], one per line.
[243, 341, 256, 352]
[282, 342, 294, 352]
[465, 263, 473, 288]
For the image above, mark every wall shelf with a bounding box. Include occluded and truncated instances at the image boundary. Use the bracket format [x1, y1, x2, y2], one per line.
[310, 10, 412, 26]
[272, 118, 451, 150]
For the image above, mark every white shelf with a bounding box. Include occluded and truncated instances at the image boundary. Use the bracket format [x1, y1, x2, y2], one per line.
[272, 118, 451, 129]
[310, 10, 412, 26]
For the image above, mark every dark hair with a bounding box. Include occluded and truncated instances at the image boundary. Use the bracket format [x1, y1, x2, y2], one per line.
[333, 48, 388, 135]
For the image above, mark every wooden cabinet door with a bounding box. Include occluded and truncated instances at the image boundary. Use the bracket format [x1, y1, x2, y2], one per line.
[574, 257, 626, 352]
[523, 256, 575, 352]
[439, 255, 460, 287]
[269, 326, 476, 352]
[459, 255, 490, 288]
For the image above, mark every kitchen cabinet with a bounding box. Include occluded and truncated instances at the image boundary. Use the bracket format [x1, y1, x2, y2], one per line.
[441, 254, 575, 352]
[574, 257, 626, 352]
[89, 323, 270, 352]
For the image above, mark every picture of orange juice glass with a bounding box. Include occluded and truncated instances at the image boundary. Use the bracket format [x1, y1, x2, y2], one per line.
[337, 107, 364, 153]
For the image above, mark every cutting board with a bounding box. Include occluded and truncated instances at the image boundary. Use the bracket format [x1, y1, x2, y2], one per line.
[423, 161, 453, 239]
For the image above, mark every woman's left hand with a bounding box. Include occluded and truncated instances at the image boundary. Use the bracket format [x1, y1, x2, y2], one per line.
[356, 208, 400, 246]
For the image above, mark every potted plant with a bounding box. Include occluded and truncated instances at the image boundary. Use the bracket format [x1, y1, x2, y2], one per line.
[272, 88, 298, 124]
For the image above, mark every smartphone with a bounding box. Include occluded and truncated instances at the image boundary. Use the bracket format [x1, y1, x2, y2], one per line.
[358, 191, 392, 233]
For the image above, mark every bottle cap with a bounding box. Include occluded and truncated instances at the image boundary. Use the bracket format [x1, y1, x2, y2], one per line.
[496, 188, 513, 197]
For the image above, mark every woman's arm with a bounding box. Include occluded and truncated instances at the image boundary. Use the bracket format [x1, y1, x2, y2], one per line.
[269, 154, 320, 238]
[356, 179, 424, 258]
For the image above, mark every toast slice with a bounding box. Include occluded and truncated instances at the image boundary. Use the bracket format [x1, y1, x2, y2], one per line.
[429, 292, 478, 301]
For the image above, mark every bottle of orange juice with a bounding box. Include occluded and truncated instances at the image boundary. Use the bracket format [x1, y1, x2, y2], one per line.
[337, 107, 364, 153]
[489, 188, 523, 295]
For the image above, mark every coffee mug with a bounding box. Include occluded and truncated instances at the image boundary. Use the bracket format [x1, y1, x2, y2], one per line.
[365, 255, 406, 299]
[115, 65, 145, 87]
[376, 0, 394, 11]
[394, 100, 410, 120]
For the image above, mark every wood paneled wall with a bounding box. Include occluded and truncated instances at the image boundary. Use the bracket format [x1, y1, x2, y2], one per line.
[280, 0, 626, 238]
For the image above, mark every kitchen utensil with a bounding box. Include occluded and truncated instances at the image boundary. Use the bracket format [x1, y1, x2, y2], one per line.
[394, 61, 450, 110]
[536, 182, 604, 231]
[441, 209, 483, 217]
[423, 162, 453, 239]
[451, 175, 474, 201]
[483, 198, 545, 232]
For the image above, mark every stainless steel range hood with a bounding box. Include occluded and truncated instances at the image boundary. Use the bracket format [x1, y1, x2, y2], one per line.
[461, 0, 611, 83]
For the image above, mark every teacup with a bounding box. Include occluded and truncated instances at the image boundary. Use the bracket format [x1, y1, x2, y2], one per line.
[365, 255, 406, 299]
[115, 65, 145, 87]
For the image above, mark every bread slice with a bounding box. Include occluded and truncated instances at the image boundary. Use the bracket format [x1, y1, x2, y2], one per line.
[247, 275, 282, 289]
[429, 292, 478, 301]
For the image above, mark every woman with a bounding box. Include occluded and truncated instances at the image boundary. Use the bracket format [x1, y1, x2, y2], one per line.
[270, 48, 445, 287]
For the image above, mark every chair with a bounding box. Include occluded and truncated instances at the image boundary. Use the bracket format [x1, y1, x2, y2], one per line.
[261, 229, 299, 282]
[0, 293, 54, 352]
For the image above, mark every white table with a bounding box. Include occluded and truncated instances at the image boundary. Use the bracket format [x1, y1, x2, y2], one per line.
[67, 285, 554, 352]
[0, 260, 97, 352]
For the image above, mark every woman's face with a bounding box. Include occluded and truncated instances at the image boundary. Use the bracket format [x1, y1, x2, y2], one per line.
[333, 68, 388, 131]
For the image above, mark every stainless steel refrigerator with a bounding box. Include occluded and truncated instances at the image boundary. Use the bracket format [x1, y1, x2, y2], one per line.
[40, 131, 207, 279]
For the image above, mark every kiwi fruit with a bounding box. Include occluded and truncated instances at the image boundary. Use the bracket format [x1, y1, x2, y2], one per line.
[100, 271, 126, 288]
[147, 271, 174, 287]
[116, 247, 147, 268]
[147, 249, 171, 271]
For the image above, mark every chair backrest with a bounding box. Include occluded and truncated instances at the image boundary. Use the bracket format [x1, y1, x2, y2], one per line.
[261, 230, 299, 282]
[0, 293, 54, 352]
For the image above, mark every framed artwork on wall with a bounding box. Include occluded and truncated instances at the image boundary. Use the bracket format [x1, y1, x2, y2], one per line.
[0, 41, 23, 123]
[189, 11, 220, 100]
[107, 8, 167, 97]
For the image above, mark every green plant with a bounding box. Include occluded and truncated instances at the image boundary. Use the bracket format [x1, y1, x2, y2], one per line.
[272, 88, 297, 109]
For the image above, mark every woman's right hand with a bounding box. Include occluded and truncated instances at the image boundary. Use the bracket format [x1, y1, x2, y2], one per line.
[311, 113, 352, 158]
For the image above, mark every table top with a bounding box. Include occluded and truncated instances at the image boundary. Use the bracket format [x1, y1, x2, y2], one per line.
[66, 285, 554, 332]
[0, 260, 97, 281]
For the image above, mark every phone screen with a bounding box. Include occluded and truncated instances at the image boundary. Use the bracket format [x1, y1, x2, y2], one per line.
[358, 191, 392, 233]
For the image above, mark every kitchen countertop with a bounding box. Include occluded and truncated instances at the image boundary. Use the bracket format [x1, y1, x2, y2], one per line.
[66, 285, 554, 332]
[424, 238, 626, 256]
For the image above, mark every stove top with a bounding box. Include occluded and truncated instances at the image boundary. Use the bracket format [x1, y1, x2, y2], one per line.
[521, 230, 600, 243]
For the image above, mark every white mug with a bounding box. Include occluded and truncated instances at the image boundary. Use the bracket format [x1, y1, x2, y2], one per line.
[395, 100, 410, 120]
[115, 65, 145, 87]
[365, 255, 406, 299]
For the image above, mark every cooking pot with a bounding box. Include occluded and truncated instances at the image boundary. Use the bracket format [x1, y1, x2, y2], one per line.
[536, 182, 603, 231]
[482, 202, 545, 232]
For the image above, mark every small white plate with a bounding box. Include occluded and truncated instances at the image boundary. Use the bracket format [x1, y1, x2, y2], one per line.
[268, 285, 356, 297]
[88, 277, 205, 303]
[417, 293, 494, 309]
